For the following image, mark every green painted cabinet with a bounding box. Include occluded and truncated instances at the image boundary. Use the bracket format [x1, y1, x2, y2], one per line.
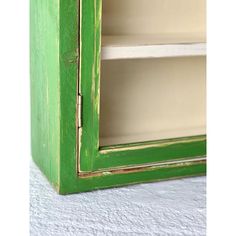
[30, 0, 206, 194]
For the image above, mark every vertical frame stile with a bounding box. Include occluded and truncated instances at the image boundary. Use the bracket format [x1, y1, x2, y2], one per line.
[77, 0, 81, 172]
[79, 0, 102, 172]
[59, 0, 80, 191]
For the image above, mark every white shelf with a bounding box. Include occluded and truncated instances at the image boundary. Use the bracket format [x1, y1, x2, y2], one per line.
[102, 34, 206, 60]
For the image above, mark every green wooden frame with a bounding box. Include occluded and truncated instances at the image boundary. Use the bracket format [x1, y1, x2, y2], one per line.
[30, 0, 206, 194]
[79, 0, 206, 172]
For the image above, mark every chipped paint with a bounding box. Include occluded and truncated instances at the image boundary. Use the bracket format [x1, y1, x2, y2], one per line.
[79, 157, 206, 178]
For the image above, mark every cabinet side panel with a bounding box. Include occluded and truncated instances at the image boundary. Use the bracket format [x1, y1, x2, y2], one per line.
[30, 0, 60, 188]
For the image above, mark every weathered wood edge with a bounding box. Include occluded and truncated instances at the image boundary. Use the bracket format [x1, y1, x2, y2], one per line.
[59, 0, 79, 192]
[59, 160, 206, 194]
[78, 157, 206, 178]
[30, 0, 61, 191]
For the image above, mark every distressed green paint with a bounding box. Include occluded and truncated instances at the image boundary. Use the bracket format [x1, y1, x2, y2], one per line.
[31, 0, 206, 194]
[94, 135, 206, 171]
[59, 0, 79, 190]
[61, 161, 206, 194]
[79, 0, 102, 171]
[30, 0, 60, 189]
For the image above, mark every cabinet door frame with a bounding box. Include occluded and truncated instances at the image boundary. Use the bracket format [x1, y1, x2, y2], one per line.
[78, 0, 206, 173]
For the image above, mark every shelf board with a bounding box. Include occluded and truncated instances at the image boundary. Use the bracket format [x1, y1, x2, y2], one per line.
[102, 34, 206, 60]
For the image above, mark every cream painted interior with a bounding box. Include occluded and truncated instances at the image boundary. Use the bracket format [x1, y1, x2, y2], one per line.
[102, 0, 206, 38]
[100, 57, 206, 146]
[99, 0, 206, 146]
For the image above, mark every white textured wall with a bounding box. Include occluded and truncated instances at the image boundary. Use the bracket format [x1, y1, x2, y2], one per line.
[30, 161, 206, 236]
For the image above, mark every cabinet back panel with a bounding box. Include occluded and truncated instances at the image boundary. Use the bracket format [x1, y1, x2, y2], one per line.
[100, 57, 206, 146]
[102, 0, 206, 36]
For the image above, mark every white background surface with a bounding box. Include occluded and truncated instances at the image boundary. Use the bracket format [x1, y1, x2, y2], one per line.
[1, 0, 236, 235]
[30, 161, 206, 236]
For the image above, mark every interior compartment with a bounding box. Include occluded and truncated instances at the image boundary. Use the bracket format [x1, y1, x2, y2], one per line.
[99, 0, 206, 147]
[99, 57, 206, 146]
[102, 0, 206, 42]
